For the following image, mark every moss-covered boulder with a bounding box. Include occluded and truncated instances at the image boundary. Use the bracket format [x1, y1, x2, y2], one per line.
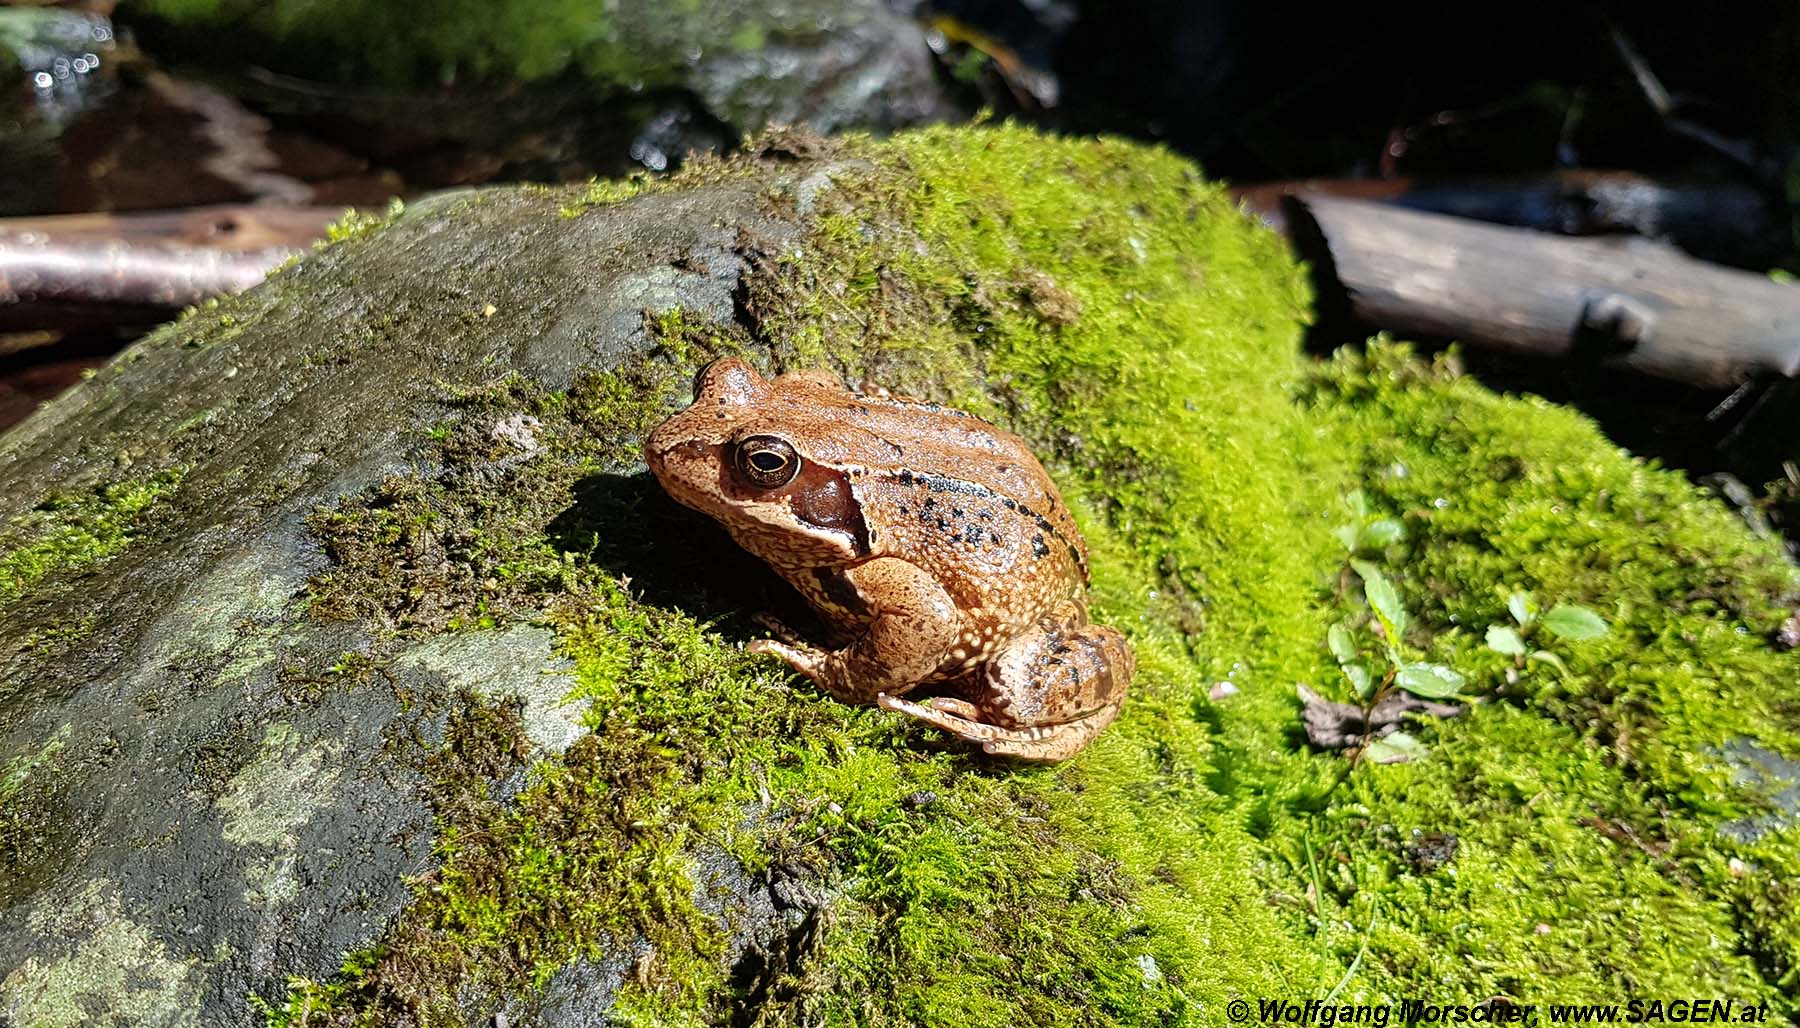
[1, 125, 1797, 1027]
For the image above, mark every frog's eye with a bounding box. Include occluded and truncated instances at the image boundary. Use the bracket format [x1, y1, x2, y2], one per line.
[735, 435, 801, 488]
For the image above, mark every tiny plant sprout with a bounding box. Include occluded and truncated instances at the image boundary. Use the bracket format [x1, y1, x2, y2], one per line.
[1484, 589, 1610, 676]
[1317, 559, 1467, 772]
[1333, 489, 1407, 556]
[1363, 731, 1428, 764]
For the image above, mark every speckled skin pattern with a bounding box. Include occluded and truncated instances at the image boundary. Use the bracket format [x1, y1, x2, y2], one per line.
[644, 358, 1133, 761]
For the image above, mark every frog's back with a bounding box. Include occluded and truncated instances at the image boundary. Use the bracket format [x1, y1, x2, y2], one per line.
[793, 389, 1087, 561]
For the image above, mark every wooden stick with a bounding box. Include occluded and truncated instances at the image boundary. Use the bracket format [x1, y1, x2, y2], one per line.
[0, 204, 344, 251]
[0, 205, 348, 327]
[1286, 194, 1800, 388]
[1232, 171, 1785, 269]
[0, 240, 293, 310]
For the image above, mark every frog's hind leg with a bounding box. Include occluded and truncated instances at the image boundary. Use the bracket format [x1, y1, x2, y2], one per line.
[878, 602, 1135, 762]
[878, 693, 1123, 763]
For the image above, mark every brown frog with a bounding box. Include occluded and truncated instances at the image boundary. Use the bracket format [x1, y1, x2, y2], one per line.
[644, 358, 1133, 761]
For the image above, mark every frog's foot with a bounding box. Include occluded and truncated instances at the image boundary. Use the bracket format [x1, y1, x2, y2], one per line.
[750, 631, 876, 704]
[877, 693, 1121, 763]
[981, 704, 1122, 762]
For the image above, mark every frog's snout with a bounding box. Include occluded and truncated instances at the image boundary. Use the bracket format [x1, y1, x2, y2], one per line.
[642, 415, 714, 491]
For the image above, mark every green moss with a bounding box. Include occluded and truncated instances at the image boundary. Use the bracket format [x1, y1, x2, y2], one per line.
[1, 727, 68, 803]
[322, 200, 406, 245]
[266, 126, 1800, 1024]
[303, 316, 725, 633]
[1299, 342, 1800, 787]
[560, 174, 660, 218]
[0, 468, 185, 605]
[1272, 341, 1800, 999]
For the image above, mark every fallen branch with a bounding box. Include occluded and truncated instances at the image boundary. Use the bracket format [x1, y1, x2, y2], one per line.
[1285, 194, 1800, 388]
[0, 204, 346, 329]
[0, 204, 346, 251]
[0, 240, 293, 320]
[1233, 170, 1786, 269]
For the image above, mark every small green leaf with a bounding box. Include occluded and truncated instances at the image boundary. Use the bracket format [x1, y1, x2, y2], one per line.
[1327, 623, 1357, 665]
[1541, 604, 1609, 641]
[1333, 524, 1361, 551]
[1360, 518, 1405, 548]
[1396, 661, 1464, 698]
[1350, 559, 1407, 645]
[1364, 731, 1428, 764]
[1485, 624, 1527, 656]
[1342, 662, 1373, 699]
[1528, 650, 1569, 675]
[1347, 489, 1372, 519]
[1507, 591, 1534, 627]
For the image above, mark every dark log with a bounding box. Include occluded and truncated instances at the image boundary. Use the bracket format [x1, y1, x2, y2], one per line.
[1233, 171, 1787, 269]
[1286, 194, 1800, 388]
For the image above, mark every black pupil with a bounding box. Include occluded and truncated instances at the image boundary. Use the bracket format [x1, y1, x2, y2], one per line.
[750, 451, 786, 473]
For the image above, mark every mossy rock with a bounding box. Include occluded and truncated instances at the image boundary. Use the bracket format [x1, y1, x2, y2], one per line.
[1, 125, 1797, 1027]
[131, 0, 954, 158]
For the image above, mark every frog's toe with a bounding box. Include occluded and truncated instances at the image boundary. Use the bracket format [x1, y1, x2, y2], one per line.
[880, 692, 976, 731]
[922, 696, 985, 720]
[748, 637, 827, 677]
[879, 693, 1016, 746]
[878, 693, 981, 721]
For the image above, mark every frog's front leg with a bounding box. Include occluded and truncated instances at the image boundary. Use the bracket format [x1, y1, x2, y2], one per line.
[749, 556, 957, 703]
[879, 601, 1133, 762]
